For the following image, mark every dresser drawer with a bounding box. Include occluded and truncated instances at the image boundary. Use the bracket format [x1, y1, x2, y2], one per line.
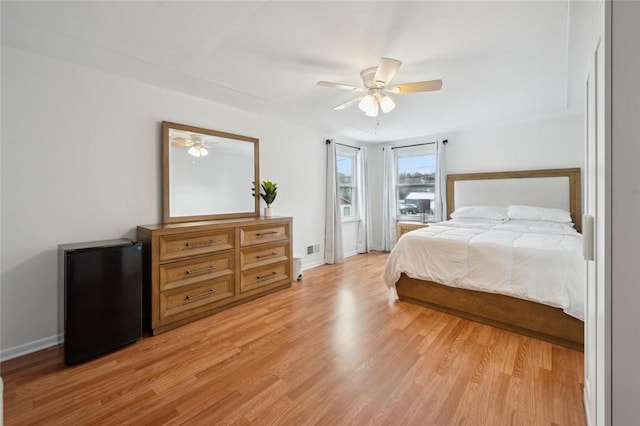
[160, 253, 234, 292]
[240, 243, 289, 271]
[160, 276, 234, 320]
[240, 262, 289, 293]
[159, 229, 234, 261]
[240, 224, 288, 247]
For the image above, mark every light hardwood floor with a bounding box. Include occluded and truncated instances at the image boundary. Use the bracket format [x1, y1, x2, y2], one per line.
[2, 252, 586, 425]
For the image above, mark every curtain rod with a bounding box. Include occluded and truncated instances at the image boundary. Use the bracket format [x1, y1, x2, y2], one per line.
[325, 139, 361, 150]
[391, 139, 447, 150]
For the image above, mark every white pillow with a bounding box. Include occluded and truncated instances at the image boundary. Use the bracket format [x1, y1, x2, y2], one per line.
[507, 205, 572, 223]
[450, 206, 507, 221]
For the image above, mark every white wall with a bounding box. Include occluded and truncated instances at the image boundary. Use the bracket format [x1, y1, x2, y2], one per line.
[0, 47, 327, 359]
[367, 114, 584, 249]
[445, 114, 584, 174]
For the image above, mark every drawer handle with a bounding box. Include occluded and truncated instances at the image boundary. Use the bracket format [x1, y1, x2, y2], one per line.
[185, 265, 216, 276]
[256, 231, 278, 237]
[256, 271, 277, 280]
[185, 289, 216, 301]
[185, 240, 214, 249]
[256, 252, 278, 259]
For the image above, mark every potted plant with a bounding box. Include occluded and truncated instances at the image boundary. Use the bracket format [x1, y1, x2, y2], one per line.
[253, 180, 278, 217]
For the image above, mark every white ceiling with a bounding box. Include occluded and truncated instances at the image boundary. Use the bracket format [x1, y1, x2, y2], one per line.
[1, 1, 598, 143]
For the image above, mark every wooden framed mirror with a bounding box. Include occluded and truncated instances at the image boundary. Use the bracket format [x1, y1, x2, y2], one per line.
[162, 121, 260, 223]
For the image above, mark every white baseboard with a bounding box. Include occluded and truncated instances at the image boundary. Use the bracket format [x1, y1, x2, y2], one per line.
[1, 333, 62, 362]
[301, 259, 325, 271]
[343, 251, 358, 258]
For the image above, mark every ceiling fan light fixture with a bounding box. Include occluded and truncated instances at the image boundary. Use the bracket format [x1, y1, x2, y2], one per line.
[379, 95, 396, 114]
[318, 57, 442, 117]
[365, 100, 379, 117]
[188, 145, 208, 157]
[358, 94, 375, 112]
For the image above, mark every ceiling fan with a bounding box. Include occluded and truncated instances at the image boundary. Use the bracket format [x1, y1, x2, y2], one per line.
[170, 133, 212, 157]
[317, 58, 442, 117]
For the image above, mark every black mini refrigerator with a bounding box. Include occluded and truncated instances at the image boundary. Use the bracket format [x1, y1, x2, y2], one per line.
[58, 239, 142, 365]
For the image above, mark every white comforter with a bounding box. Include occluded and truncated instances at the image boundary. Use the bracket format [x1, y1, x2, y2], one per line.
[383, 220, 585, 320]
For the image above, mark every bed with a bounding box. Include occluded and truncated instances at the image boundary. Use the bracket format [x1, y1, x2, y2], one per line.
[383, 168, 584, 350]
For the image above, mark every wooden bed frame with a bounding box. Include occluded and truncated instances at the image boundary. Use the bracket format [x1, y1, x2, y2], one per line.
[395, 168, 584, 351]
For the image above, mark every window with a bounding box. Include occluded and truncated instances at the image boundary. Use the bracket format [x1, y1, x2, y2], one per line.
[395, 144, 436, 222]
[337, 147, 358, 220]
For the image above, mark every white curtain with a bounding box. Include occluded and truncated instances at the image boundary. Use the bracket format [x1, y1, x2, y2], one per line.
[381, 146, 397, 251]
[324, 139, 344, 264]
[356, 146, 371, 253]
[434, 139, 448, 222]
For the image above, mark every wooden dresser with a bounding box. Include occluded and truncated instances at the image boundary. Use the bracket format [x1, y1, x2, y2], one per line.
[137, 216, 293, 335]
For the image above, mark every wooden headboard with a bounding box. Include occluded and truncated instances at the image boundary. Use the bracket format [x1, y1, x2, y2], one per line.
[446, 168, 582, 232]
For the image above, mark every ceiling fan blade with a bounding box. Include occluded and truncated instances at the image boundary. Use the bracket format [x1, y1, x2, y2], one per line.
[333, 97, 364, 110]
[170, 137, 194, 147]
[373, 58, 402, 86]
[389, 79, 443, 94]
[317, 81, 365, 92]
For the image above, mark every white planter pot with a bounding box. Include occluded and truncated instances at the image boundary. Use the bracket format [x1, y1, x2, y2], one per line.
[264, 207, 272, 217]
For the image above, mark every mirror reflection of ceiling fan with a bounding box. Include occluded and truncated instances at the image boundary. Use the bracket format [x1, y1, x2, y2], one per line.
[317, 58, 443, 117]
[170, 133, 212, 157]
